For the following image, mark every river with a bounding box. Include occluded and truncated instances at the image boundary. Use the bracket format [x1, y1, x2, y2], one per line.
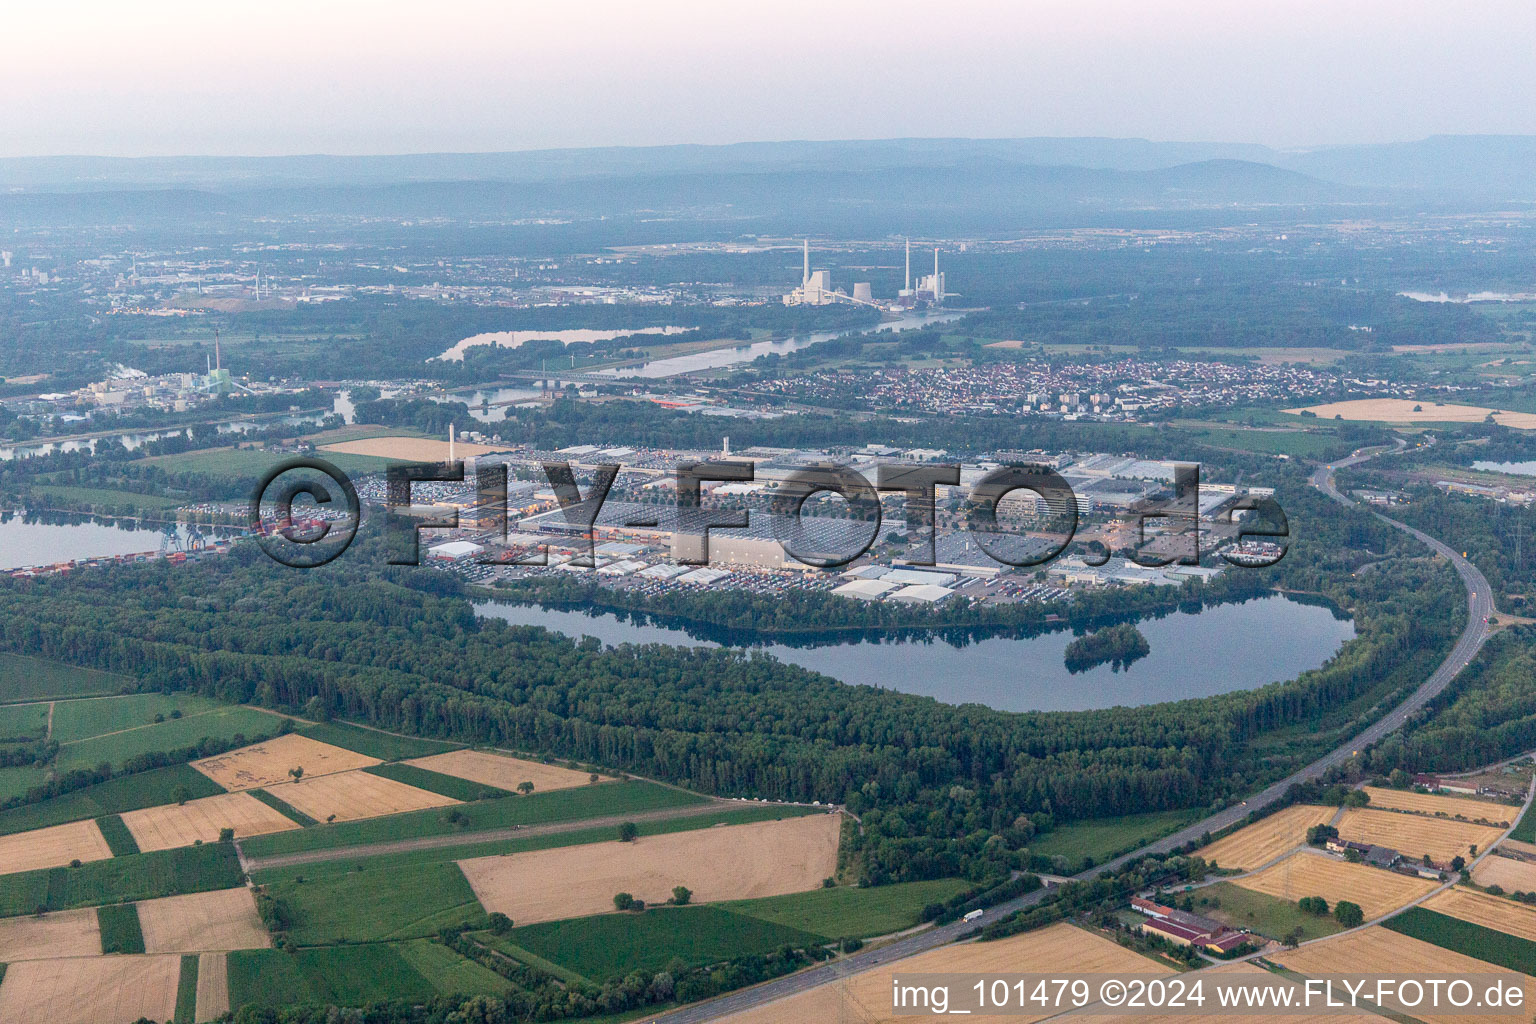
[474, 593, 1355, 712]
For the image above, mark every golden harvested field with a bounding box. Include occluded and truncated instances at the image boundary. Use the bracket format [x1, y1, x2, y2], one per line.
[1234, 851, 1436, 919]
[263, 769, 457, 822]
[1338, 807, 1505, 864]
[190, 733, 380, 790]
[404, 749, 596, 794]
[121, 791, 303, 851]
[1195, 804, 1337, 870]
[1277, 927, 1534, 1024]
[137, 887, 271, 953]
[1424, 887, 1536, 941]
[0, 909, 101, 962]
[1500, 838, 1536, 857]
[196, 952, 229, 1022]
[1284, 398, 1536, 429]
[0, 818, 113, 876]
[1473, 855, 1536, 892]
[461, 814, 842, 926]
[321, 436, 503, 460]
[717, 923, 1170, 1024]
[1362, 786, 1512, 824]
[0, 953, 182, 1024]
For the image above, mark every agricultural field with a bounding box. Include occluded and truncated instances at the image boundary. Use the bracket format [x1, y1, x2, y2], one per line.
[226, 943, 444, 1010]
[97, 901, 146, 954]
[1278, 927, 1535, 1024]
[54, 701, 283, 773]
[1424, 887, 1536, 942]
[723, 877, 973, 939]
[0, 952, 182, 1024]
[394, 938, 514, 997]
[459, 813, 842, 925]
[0, 907, 101, 961]
[1474, 855, 1536, 892]
[141, 446, 401, 486]
[49, 693, 227, 743]
[507, 905, 823, 982]
[715, 922, 1170, 1024]
[121, 790, 303, 851]
[0, 765, 52, 803]
[1233, 850, 1436, 920]
[0, 653, 126, 704]
[239, 778, 709, 858]
[0, 702, 49, 740]
[190, 733, 381, 790]
[0, 763, 225, 838]
[262, 768, 458, 823]
[365, 761, 508, 801]
[1025, 807, 1203, 869]
[321, 436, 504, 461]
[404, 748, 598, 795]
[297, 721, 461, 761]
[0, 818, 113, 876]
[195, 951, 228, 1022]
[137, 887, 271, 954]
[1195, 804, 1337, 870]
[1285, 397, 1536, 428]
[1196, 881, 1343, 942]
[0, 841, 243, 917]
[261, 859, 486, 946]
[1337, 807, 1505, 864]
[1361, 786, 1514, 824]
[1386, 907, 1536, 975]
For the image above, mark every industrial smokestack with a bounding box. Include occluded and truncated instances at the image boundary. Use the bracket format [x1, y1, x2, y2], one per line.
[905, 238, 910, 291]
[803, 239, 809, 285]
[449, 423, 456, 463]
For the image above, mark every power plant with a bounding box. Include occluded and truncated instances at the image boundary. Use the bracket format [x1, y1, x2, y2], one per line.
[783, 238, 947, 309]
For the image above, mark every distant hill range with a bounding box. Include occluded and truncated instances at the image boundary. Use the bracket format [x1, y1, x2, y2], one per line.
[1, 136, 1532, 232]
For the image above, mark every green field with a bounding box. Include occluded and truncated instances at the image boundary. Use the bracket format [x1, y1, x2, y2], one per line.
[1385, 907, 1536, 974]
[240, 780, 709, 858]
[55, 702, 282, 772]
[0, 765, 52, 803]
[1510, 801, 1536, 843]
[365, 762, 509, 801]
[97, 902, 146, 954]
[95, 814, 142, 857]
[1029, 808, 1205, 869]
[226, 944, 441, 1010]
[298, 721, 462, 761]
[174, 955, 199, 1024]
[143, 447, 401, 485]
[0, 763, 225, 837]
[267, 861, 486, 946]
[723, 878, 973, 939]
[0, 703, 49, 742]
[0, 653, 127, 704]
[51, 693, 229, 743]
[28, 485, 184, 511]
[0, 842, 242, 917]
[1197, 882, 1343, 943]
[509, 906, 823, 982]
[394, 938, 514, 996]
[249, 788, 317, 826]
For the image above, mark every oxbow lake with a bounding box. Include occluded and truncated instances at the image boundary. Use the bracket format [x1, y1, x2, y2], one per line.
[475, 594, 1355, 713]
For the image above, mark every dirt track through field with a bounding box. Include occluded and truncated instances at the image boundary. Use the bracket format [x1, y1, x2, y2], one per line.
[459, 813, 842, 925]
[241, 796, 742, 872]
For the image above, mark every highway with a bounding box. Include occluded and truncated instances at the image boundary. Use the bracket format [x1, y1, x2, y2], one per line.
[646, 444, 1497, 1024]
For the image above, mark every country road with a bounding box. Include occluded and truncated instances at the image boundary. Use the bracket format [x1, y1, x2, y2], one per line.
[643, 443, 1498, 1024]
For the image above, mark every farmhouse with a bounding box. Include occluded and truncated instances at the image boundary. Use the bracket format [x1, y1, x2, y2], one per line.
[1325, 838, 1402, 868]
[1130, 896, 1250, 954]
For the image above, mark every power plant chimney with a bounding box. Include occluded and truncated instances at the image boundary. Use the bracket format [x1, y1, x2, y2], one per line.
[449, 423, 456, 463]
[803, 239, 809, 285]
[904, 238, 911, 292]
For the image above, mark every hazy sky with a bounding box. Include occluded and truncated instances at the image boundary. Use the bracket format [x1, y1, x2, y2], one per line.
[5, 0, 1535, 157]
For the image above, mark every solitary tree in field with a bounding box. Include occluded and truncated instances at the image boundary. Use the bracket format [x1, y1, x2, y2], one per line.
[172, 785, 193, 806]
[1333, 900, 1364, 928]
[517, 781, 534, 795]
[614, 892, 634, 911]
[488, 912, 514, 935]
[218, 828, 235, 843]
[589, 773, 601, 784]
[289, 766, 304, 783]
[619, 822, 639, 843]
[671, 886, 692, 906]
